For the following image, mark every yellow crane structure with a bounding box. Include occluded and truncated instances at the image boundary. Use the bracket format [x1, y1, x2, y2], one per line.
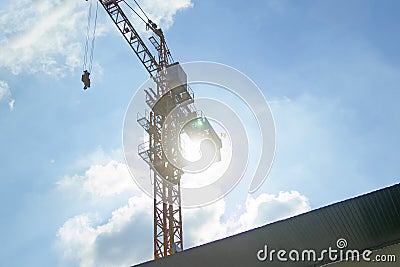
[82, 0, 221, 260]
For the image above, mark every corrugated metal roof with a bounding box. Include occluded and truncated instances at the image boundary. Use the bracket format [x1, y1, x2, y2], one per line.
[134, 183, 400, 267]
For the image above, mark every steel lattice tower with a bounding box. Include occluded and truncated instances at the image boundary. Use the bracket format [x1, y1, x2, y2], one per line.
[99, 0, 209, 259]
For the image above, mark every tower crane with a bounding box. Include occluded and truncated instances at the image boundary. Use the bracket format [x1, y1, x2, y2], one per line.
[83, 0, 221, 260]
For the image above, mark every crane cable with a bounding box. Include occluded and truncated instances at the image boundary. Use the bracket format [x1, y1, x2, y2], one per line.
[124, 0, 148, 26]
[125, 0, 174, 63]
[83, 0, 99, 73]
[83, 0, 93, 72]
[133, 0, 149, 21]
[89, 1, 99, 73]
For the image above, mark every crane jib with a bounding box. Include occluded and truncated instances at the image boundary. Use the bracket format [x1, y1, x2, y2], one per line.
[99, 0, 169, 77]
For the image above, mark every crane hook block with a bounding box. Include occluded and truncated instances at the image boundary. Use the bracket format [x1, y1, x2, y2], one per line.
[81, 70, 91, 90]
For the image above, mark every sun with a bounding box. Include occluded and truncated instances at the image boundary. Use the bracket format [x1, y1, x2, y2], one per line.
[179, 132, 202, 162]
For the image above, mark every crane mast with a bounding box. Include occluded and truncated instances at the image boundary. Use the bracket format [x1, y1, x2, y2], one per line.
[99, 0, 187, 259]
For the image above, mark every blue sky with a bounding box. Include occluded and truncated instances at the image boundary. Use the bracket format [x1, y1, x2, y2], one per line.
[0, 0, 399, 266]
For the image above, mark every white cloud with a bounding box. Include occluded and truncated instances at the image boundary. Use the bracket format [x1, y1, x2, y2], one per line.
[235, 191, 311, 232]
[0, 80, 15, 110]
[57, 215, 98, 267]
[183, 191, 310, 248]
[8, 99, 15, 110]
[83, 160, 135, 197]
[56, 147, 310, 266]
[56, 150, 153, 266]
[183, 200, 228, 248]
[0, 80, 10, 101]
[56, 146, 149, 203]
[137, 0, 193, 29]
[57, 195, 153, 267]
[0, 0, 193, 76]
[57, 158, 136, 198]
[0, 0, 87, 75]
[73, 146, 125, 170]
